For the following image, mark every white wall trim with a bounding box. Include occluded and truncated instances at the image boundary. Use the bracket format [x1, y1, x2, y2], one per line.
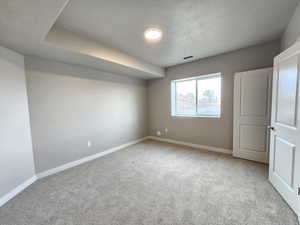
[36, 137, 147, 179]
[147, 136, 232, 154]
[0, 175, 37, 207]
[1, 137, 147, 208]
[1, 136, 230, 208]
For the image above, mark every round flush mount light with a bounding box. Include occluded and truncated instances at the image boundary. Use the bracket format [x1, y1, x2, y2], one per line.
[144, 28, 162, 42]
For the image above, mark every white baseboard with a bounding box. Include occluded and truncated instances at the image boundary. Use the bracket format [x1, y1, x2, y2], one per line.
[36, 137, 147, 179]
[233, 150, 268, 164]
[0, 175, 37, 207]
[1, 136, 228, 208]
[147, 136, 232, 154]
[1, 137, 147, 208]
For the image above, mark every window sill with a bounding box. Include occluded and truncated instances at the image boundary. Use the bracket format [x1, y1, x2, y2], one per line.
[171, 114, 221, 118]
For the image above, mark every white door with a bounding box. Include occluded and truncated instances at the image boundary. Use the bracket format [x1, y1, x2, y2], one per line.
[269, 42, 300, 217]
[233, 68, 273, 163]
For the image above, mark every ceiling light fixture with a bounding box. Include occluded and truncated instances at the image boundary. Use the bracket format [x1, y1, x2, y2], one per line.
[144, 28, 162, 42]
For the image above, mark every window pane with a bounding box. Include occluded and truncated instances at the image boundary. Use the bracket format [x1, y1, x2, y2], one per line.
[197, 77, 221, 116]
[175, 80, 196, 115]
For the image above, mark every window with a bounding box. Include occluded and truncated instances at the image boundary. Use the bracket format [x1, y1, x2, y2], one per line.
[171, 73, 221, 117]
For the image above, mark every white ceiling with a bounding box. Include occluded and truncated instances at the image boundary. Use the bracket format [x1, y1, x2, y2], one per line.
[55, 0, 299, 67]
[0, 0, 164, 79]
[0, 0, 298, 79]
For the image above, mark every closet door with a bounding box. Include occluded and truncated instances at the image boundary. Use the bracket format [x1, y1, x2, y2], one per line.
[233, 68, 272, 163]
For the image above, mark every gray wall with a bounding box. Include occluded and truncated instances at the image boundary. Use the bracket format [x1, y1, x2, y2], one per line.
[148, 40, 280, 150]
[25, 56, 148, 173]
[281, 2, 300, 50]
[0, 47, 35, 198]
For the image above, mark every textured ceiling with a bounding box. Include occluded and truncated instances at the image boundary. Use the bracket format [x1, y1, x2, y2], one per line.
[56, 0, 298, 67]
[0, 0, 164, 79]
[55, 0, 299, 67]
[0, 0, 298, 79]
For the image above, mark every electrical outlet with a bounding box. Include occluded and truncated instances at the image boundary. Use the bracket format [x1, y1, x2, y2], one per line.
[156, 131, 161, 136]
[165, 128, 168, 133]
[87, 141, 91, 147]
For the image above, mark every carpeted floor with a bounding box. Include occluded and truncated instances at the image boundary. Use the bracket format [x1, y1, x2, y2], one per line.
[0, 140, 298, 225]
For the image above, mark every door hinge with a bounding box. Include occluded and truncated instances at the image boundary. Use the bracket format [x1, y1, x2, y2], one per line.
[298, 187, 300, 196]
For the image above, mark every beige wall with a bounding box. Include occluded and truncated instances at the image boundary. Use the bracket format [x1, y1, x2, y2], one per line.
[147, 40, 280, 150]
[0, 47, 35, 198]
[25, 56, 148, 173]
[281, 2, 300, 51]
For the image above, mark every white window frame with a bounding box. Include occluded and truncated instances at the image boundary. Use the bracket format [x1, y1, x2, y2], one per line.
[171, 73, 222, 118]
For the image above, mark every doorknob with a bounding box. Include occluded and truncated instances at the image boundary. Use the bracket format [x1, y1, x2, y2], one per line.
[268, 126, 276, 131]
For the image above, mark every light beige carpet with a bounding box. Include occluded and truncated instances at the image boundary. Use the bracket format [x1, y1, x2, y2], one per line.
[0, 140, 298, 225]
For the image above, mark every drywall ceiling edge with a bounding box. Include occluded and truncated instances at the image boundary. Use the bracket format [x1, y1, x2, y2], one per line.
[45, 26, 164, 77]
